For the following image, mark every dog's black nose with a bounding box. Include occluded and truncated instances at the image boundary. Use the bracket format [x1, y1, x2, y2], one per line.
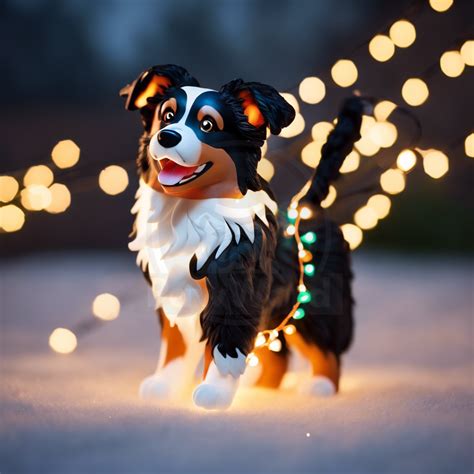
[158, 129, 181, 148]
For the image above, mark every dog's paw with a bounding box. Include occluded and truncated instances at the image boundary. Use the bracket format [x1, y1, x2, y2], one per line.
[300, 375, 337, 397]
[192, 382, 235, 410]
[139, 374, 174, 400]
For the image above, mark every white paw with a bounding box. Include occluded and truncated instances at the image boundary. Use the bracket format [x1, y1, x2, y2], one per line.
[139, 374, 174, 400]
[300, 375, 337, 397]
[213, 346, 246, 378]
[192, 383, 235, 410]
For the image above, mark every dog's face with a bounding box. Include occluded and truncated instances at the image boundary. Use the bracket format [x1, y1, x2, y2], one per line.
[121, 64, 295, 199]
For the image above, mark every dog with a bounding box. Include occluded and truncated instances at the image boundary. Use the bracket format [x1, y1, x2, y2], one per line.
[120, 64, 364, 410]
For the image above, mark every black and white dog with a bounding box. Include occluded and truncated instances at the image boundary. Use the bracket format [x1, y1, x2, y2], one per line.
[121, 64, 363, 410]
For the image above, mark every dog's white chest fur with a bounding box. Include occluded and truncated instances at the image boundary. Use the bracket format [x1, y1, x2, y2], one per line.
[129, 180, 277, 326]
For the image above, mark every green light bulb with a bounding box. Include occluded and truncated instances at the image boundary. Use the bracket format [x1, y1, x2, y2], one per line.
[297, 291, 312, 304]
[304, 264, 315, 276]
[293, 308, 305, 320]
[301, 232, 317, 245]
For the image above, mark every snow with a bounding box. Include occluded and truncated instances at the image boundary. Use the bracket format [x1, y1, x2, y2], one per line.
[1, 252, 472, 473]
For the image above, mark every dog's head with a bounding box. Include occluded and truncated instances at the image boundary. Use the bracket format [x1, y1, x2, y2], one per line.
[121, 64, 295, 199]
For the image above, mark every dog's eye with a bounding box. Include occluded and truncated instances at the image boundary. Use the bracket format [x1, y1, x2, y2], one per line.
[200, 117, 215, 133]
[162, 108, 175, 123]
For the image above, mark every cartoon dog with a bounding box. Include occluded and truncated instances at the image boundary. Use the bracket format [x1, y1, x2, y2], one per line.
[121, 64, 364, 410]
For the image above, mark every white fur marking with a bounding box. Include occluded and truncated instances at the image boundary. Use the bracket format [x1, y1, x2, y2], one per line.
[300, 375, 337, 397]
[213, 346, 246, 378]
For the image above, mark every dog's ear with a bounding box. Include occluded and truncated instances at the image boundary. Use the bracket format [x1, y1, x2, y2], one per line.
[120, 64, 199, 129]
[220, 79, 295, 135]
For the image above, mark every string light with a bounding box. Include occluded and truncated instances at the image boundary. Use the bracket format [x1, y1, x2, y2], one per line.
[269, 339, 282, 352]
[280, 113, 305, 138]
[354, 206, 378, 230]
[429, 0, 454, 13]
[293, 308, 305, 320]
[340, 224, 363, 250]
[401, 78, 429, 106]
[304, 263, 315, 276]
[340, 150, 360, 173]
[299, 207, 313, 220]
[320, 185, 337, 208]
[257, 158, 275, 181]
[311, 121, 334, 142]
[0, 176, 19, 203]
[368, 121, 398, 148]
[299, 77, 326, 104]
[396, 149, 417, 171]
[367, 194, 391, 219]
[247, 353, 259, 367]
[440, 51, 465, 77]
[45, 183, 71, 214]
[380, 169, 406, 194]
[99, 165, 129, 195]
[331, 59, 358, 87]
[92, 293, 121, 321]
[422, 149, 449, 179]
[369, 35, 395, 62]
[23, 165, 54, 187]
[465, 133, 474, 157]
[460, 40, 474, 66]
[301, 231, 317, 244]
[0, 204, 25, 232]
[389, 20, 416, 48]
[374, 101, 397, 122]
[49, 328, 77, 354]
[283, 325, 296, 335]
[301, 141, 323, 168]
[51, 140, 80, 169]
[255, 333, 267, 348]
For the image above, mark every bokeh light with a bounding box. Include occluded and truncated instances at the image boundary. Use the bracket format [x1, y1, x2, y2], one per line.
[429, 0, 454, 12]
[45, 183, 71, 214]
[440, 51, 465, 77]
[367, 194, 391, 219]
[298, 76, 326, 104]
[92, 293, 121, 321]
[279, 113, 305, 138]
[354, 206, 378, 230]
[320, 185, 337, 208]
[340, 223, 363, 250]
[98, 165, 129, 195]
[247, 353, 259, 367]
[380, 169, 406, 194]
[301, 141, 323, 168]
[340, 150, 360, 173]
[368, 121, 398, 148]
[460, 40, 474, 66]
[465, 133, 474, 157]
[0, 176, 19, 203]
[423, 150, 449, 179]
[49, 328, 77, 354]
[369, 35, 395, 62]
[374, 100, 397, 122]
[21, 185, 52, 211]
[51, 140, 80, 169]
[331, 60, 358, 87]
[269, 339, 282, 352]
[389, 20, 416, 48]
[0, 204, 25, 232]
[396, 149, 417, 171]
[311, 121, 334, 142]
[279, 92, 300, 113]
[401, 78, 429, 106]
[355, 136, 380, 156]
[23, 165, 54, 187]
[257, 158, 275, 181]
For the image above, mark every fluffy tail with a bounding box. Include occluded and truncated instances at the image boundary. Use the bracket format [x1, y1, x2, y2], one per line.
[300, 96, 368, 208]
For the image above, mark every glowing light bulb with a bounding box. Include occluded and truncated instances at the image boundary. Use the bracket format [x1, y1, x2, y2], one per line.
[465, 133, 474, 157]
[92, 293, 120, 321]
[369, 35, 395, 62]
[354, 206, 378, 230]
[396, 149, 417, 171]
[255, 333, 267, 348]
[389, 20, 416, 48]
[368, 122, 398, 148]
[298, 284, 307, 292]
[429, 0, 453, 12]
[0, 204, 25, 232]
[286, 225, 296, 236]
[304, 263, 315, 276]
[402, 78, 429, 106]
[287, 209, 299, 220]
[423, 150, 449, 179]
[340, 151, 360, 174]
[299, 76, 326, 104]
[99, 165, 129, 195]
[331, 60, 358, 87]
[301, 141, 323, 168]
[301, 231, 317, 244]
[284, 325, 296, 335]
[247, 353, 259, 367]
[380, 169, 406, 194]
[460, 40, 474, 66]
[279, 113, 305, 138]
[311, 121, 334, 142]
[21, 185, 52, 211]
[51, 140, 80, 169]
[367, 194, 391, 219]
[340, 224, 363, 250]
[293, 308, 306, 320]
[374, 101, 397, 122]
[355, 136, 380, 156]
[45, 183, 71, 214]
[299, 207, 312, 220]
[297, 291, 312, 304]
[440, 51, 465, 77]
[49, 328, 77, 354]
[0, 176, 19, 203]
[270, 330, 279, 341]
[257, 158, 275, 181]
[320, 185, 337, 208]
[23, 165, 54, 187]
[279, 93, 300, 113]
[269, 339, 282, 352]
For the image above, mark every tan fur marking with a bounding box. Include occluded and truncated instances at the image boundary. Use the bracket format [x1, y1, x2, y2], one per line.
[255, 347, 288, 388]
[159, 309, 187, 365]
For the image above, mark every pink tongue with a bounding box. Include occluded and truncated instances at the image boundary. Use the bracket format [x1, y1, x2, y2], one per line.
[158, 161, 199, 186]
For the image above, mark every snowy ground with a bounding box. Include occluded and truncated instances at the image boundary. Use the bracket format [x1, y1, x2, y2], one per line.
[1, 252, 473, 473]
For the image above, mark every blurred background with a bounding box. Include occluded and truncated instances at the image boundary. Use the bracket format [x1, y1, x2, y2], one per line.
[0, 0, 472, 255]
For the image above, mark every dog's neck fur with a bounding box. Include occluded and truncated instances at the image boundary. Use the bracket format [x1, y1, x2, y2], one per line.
[129, 180, 277, 325]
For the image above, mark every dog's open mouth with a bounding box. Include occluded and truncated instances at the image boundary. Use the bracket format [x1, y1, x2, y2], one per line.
[157, 158, 213, 187]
